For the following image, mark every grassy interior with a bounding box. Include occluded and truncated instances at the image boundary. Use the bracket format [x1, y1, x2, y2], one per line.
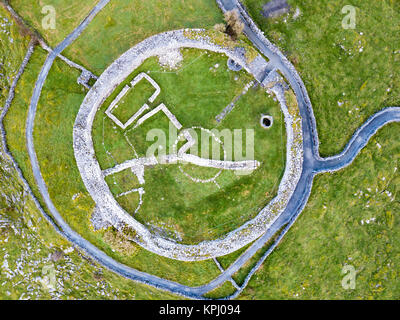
[93, 48, 285, 244]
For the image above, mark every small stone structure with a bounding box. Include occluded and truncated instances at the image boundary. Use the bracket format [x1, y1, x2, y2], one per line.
[105, 72, 161, 130]
[77, 69, 97, 89]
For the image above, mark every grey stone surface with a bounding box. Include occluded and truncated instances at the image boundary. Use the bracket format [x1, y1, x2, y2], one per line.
[227, 58, 243, 71]
[77, 70, 97, 89]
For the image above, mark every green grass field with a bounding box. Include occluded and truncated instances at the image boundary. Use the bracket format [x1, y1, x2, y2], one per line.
[3, 47, 228, 287]
[236, 0, 400, 299]
[93, 47, 285, 244]
[9, 0, 224, 74]
[0, 5, 176, 300]
[239, 123, 400, 299]
[244, 0, 400, 156]
[63, 0, 224, 74]
[1, 0, 400, 299]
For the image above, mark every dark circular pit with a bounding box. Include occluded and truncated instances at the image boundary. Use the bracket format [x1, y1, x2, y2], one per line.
[260, 114, 273, 129]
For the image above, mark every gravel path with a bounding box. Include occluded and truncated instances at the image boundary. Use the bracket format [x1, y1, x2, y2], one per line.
[13, 0, 400, 299]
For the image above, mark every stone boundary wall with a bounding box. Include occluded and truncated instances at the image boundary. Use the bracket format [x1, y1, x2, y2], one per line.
[73, 29, 304, 261]
[0, 43, 63, 235]
[220, 0, 321, 157]
[1, 1, 96, 80]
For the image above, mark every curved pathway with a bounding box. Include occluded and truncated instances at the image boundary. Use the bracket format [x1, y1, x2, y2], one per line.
[215, 0, 400, 297]
[314, 107, 400, 172]
[19, 0, 400, 299]
[73, 28, 303, 261]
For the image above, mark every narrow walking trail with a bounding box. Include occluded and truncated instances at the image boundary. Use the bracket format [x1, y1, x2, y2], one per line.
[17, 0, 400, 299]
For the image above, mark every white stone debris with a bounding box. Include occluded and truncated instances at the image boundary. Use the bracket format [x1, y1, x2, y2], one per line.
[293, 7, 301, 20]
[63, 247, 74, 254]
[72, 193, 80, 201]
[158, 48, 183, 70]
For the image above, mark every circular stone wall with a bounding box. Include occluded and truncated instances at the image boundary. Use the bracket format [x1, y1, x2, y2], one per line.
[73, 29, 303, 261]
